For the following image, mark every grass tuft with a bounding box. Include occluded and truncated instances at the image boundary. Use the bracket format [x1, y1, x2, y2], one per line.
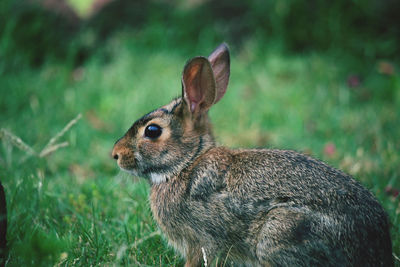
[0, 113, 82, 161]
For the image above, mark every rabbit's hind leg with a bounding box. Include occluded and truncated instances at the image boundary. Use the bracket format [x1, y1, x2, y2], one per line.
[255, 207, 345, 267]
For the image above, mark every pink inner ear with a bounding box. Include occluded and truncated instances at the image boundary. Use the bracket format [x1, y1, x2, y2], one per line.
[182, 57, 216, 114]
[185, 62, 205, 112]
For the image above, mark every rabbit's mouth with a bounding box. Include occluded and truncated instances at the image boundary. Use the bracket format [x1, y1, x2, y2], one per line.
[116, 154, 139, 174]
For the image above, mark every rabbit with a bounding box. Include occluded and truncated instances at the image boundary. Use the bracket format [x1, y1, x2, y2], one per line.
[112, 43, 393, 266]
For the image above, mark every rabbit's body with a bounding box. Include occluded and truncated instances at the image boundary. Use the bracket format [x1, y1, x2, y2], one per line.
[112, 44, 393, 266]
[150, 146, 392, 266]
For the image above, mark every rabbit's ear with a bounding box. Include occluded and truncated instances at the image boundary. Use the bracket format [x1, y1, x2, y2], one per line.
[182, 57, 216, 114]
[208, 43, 230, 104]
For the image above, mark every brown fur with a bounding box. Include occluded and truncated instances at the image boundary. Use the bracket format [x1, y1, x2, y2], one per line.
[112, 44, 393, 266]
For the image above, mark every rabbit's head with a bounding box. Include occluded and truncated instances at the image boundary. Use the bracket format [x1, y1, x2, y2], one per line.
[112, 44, 230, 183]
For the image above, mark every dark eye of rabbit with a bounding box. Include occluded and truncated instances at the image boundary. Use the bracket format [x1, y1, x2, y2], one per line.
[145, 124, 162, 139]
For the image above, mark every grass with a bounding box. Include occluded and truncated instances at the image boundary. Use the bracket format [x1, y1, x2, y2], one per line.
[0, 38, 399, 266]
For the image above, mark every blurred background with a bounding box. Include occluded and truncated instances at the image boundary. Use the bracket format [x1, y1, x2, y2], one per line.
[0, 0, 399, 265]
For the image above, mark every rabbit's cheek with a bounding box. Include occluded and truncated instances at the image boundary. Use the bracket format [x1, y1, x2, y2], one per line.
[138, 142, 163, 162]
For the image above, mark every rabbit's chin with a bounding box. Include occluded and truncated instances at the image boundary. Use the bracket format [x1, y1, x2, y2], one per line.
[119, 167, 168, 184]
[118, 166, 139, 176]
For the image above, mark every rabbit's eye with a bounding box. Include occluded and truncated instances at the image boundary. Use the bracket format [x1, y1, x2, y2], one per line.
[145, 124, 162, 139]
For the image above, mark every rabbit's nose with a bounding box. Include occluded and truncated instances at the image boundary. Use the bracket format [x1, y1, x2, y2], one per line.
[112, 136, 132, 163]
[112, 137, 125, 161]
[111, 147, 120, 160]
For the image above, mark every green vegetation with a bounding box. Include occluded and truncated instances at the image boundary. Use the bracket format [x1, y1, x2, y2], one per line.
[0, 0, 399, 265]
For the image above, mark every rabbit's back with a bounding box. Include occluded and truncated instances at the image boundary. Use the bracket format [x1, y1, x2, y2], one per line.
[151, 147, 393, 266]
[228, 149, 377, 209]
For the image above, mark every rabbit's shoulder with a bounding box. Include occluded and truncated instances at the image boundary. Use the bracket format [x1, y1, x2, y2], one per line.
[185, 147, 233, 200]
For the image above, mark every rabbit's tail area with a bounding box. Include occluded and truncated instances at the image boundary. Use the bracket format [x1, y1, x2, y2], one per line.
[254, 206, 392, 267]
